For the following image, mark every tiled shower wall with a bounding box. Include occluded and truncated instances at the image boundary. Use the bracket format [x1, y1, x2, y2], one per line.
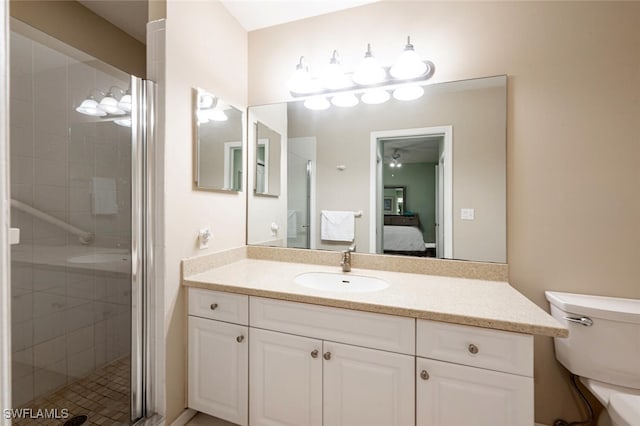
[10, 31, 132, 406]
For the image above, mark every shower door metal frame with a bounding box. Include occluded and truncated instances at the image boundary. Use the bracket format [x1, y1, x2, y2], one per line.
[0, 1, 12, 421]
[131, 77, 157, 422]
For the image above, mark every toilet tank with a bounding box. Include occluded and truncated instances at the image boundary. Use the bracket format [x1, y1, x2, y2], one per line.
[545, 291, 640, 390]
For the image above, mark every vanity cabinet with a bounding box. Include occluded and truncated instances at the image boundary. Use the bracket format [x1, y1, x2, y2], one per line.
[323, 341, 414, 426]
[415, 319, 534, 426]
[416, 358, 533, 426]
[249, 297, 415, 426]
[249, 328, 322, 426]
[188, 289, 249, 426]
[186, 289, 534, 426]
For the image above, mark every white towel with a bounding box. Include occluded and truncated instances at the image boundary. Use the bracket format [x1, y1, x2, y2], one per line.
[91, 177, 118, 215]
[320, 210, 355, 242]
[287, 210, 297, 238]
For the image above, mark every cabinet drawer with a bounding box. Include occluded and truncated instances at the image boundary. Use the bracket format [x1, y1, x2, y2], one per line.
[189, 288, 249, 325]
[416, 320, 532, 377]
[250, 297, 415, 355]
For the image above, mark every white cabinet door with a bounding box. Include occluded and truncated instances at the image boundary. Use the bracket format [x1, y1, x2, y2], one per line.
[416, 357, 533, 426]
[323, 341, 415, 426]
[250, 328, 322, 426]
[188, 316, 248, 426]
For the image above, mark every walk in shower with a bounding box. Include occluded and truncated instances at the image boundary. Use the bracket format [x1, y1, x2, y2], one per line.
[9, 20, 152, 424]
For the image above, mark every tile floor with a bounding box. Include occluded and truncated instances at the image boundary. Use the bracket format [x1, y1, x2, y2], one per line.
[185, 413, 237, 426]
[15, 357, 130, 426]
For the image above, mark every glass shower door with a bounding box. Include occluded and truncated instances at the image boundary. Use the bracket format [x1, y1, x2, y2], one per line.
[8, 21, 148, 425]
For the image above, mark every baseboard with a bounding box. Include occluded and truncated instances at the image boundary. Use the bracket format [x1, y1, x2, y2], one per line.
[170, 409, 197, 426]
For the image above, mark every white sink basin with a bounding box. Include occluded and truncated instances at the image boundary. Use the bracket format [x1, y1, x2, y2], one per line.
[68, 252, 130, 264]
[294, 272, 389, 293]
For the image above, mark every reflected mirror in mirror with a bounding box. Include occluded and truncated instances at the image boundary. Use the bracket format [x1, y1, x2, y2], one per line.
[193, 88, 244, 192]
[254, 121, 282, 196]
[247, 75, 506, 263]
[384, 186, 406, 215]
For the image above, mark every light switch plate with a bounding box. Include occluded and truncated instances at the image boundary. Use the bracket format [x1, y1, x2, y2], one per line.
[461, 208, 475, 220]
[9, 228, 20, 245]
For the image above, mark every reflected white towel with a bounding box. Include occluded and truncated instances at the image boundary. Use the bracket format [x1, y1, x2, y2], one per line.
[287, 210, 297, 238]
[320, 210, 355, 242]
[91, 177, 118, 215]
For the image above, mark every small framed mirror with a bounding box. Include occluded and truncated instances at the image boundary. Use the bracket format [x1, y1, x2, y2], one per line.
[383, 186, 407, 215]
[254, 121, 281, 197]
[193, 88, 244, 192]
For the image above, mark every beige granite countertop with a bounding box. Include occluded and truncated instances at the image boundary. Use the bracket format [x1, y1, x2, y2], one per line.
[183, 258, 567, 338]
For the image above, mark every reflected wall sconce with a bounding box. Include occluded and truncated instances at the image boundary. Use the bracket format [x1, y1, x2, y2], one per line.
[286, 36, 435, 111]
[75, 86, 132, 127]
[197, 92, 229, 123]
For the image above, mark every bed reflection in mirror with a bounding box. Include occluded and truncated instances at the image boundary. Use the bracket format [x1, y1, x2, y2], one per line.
[247, 75, 506, 263]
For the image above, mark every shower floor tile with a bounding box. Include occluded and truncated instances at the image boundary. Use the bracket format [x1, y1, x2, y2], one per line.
[16, 357, 130, 425]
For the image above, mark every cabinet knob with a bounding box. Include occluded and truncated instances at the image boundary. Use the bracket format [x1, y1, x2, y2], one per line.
[210, 303, 218, 311]
[311, 349, 319, 358]
[468, 343, 479, 354]
[420, 370, 429, 380]
[236, 335, 245, 343]
[323, 351, 332, 360]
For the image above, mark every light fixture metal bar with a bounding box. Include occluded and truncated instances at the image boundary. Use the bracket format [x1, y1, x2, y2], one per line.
[288, 60, 435, 98]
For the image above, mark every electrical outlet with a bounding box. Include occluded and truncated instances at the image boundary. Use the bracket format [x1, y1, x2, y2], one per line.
[198, 228, 212, 249]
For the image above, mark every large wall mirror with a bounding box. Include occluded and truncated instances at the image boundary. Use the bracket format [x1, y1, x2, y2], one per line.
[193, 88, 244, 192]
[247, 75, 506, 263]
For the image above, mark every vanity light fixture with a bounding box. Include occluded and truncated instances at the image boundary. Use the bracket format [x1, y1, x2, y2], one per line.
[114, 118, 132, 127]
[331, 93, 359, 108]
[199, 92, 216, 109]
[352, 44, 386, 86]
[75, 96, 107, 117]
[322, 50, 350, 90]
[197, 97, 229, 123]
[98, 92, 125, 115]
[390, 36, 428, 80]
[208, 109, 228, 122]
[117, 90, 132, 113]
[393, 85, 425, 101]
[304, 97, 331, 111]
[76, 86, 131, 124]
[288, 36, 434, 111]
[286, 56, 316, 94]
[361, 89, 390, 105]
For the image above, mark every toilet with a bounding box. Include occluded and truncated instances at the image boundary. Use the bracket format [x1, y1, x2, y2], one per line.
[545, 291, 640, 426]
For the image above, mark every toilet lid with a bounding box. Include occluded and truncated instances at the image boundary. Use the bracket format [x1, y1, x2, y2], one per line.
[609, 393, 640, 426]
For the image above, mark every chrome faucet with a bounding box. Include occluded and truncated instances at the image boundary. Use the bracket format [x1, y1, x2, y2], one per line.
[341, 244, 356, 272]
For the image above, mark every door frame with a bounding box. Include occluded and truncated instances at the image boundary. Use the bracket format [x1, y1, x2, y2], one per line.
[369, 126, 452, 257]
[287, 136, 317, 250]
[224, 141, 242, 191]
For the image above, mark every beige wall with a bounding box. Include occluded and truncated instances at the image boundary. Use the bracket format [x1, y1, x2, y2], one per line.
[248, 2, 640, 424]
[10, 0, 145, 77]
[161, 1, 247, 422]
